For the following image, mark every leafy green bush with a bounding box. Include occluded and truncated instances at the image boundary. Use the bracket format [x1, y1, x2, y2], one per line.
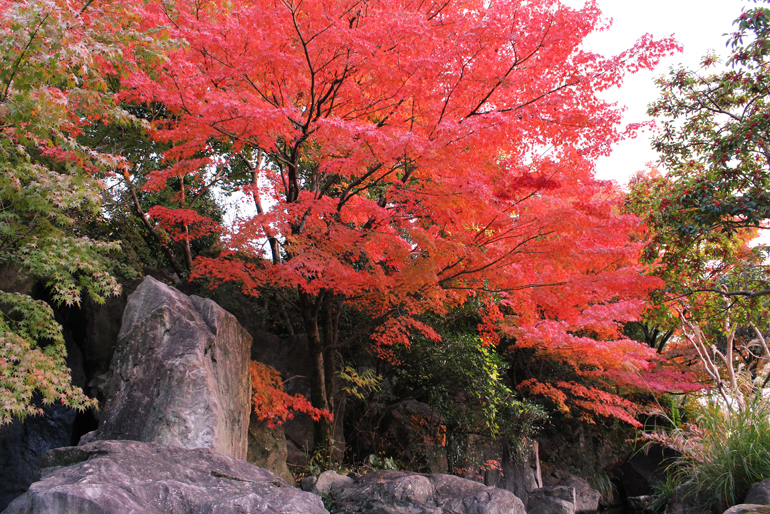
[395, 333, 547, 473]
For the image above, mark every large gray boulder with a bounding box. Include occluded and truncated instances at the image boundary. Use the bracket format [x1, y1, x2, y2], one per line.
[1, 440, 328, 514]
[91, 276, 252, 459]
[328, 470, 526, 514]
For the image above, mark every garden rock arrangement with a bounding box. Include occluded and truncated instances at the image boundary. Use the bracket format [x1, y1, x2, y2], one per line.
[304, 470, 527, 514]
[1, 276, 605, 514]
[2, 440, 327, 514]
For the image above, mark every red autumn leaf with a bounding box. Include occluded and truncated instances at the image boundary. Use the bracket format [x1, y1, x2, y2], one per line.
[147, 206, 221, 241]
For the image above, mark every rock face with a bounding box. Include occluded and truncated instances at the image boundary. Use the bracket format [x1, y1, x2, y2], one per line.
[747, 479, 770, 505]
[247, 328, 322, 468]
[0, 316, 93, 511]
[327, 470, 526, 514]
[52, 278, 142, 403]
[92, 276, 252, 459]
[498, 442, 543, 506]
[2, 440, 328, 514]
[383, 399, 449, 473]
[663, 482, 709, 514]
[0, 401, 77, 511]
[0, 275, 138, 511]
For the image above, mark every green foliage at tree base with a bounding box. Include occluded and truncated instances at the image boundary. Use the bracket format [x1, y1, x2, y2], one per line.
[395, 333, 547, 473]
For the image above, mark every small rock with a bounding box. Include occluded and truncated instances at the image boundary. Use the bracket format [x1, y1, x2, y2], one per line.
[628, 495, 654, 512]
[301, 474, 319, 492]
[664, 482, 710, 514]
[303, 470, 355, 496]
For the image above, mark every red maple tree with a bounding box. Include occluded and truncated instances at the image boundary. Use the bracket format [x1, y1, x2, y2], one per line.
[119, 0, 695, 449]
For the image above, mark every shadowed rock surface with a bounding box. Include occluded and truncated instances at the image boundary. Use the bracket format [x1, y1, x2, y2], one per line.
[247, 413, 295, 484]
[747, 479, 770, 505]
[2, 440, 328, 514]
[328, 470, 526, 514]
[92, 276, 252, 459]
[0, 400, 77, 511]
[527, 486, 577, 514]
[542, 470, 600, 512]
[0, 298, 94, 511]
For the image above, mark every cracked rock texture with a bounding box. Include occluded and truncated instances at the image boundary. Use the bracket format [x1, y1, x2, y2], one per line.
[2, 440, 327, 514]
[329, 470, 526, 514]
[90, 276, 252, 459]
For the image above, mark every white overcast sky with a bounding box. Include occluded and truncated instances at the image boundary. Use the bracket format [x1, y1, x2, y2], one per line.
[560, 0, 751, 186]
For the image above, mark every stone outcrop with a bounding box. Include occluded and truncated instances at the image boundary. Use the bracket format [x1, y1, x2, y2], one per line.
[323, 470, 526, 514]
[91, 276, 252, 459]
[383, 399, 449, 473]
[0, 275, 137, 511]
[663, 482, 710, 514]
[247, 328, 322, 468]
[613, 444, 673, 499]
[497, 442, 543, 506]
[2, 440, 327, 514]
[0, 296, 95, 511]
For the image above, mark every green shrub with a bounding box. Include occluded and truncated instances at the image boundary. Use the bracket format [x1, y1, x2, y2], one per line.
[395, 333, 547, 473]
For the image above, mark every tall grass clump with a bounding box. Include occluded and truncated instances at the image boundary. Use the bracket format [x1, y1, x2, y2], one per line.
[649, 397, 770, 513]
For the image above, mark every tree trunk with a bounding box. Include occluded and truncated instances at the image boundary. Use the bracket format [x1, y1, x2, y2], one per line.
[300, 292, 335, 461]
